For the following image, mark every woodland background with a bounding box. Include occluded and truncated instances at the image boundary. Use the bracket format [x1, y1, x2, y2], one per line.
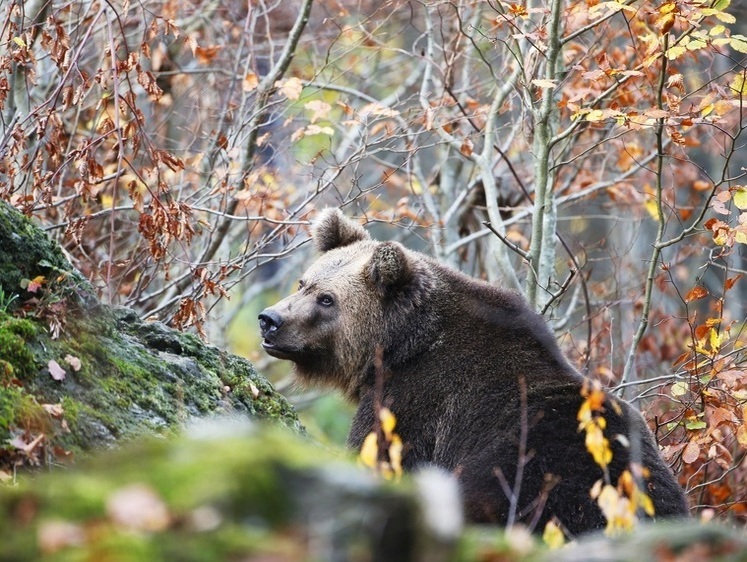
[1, 0, 747, 527]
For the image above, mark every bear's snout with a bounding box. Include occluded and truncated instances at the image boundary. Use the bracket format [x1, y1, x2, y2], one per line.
[258, 309, 283, 337]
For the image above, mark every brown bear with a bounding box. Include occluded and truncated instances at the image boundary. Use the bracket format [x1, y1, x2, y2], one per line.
[259, 208, 689, 536]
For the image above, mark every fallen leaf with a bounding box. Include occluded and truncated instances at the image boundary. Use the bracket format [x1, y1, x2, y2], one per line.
[64, 354, 81, 371]
[38, 520, 85, 554]
[42, 403, 64, 417]
[107, 484, 170, 532]
[9, 433, 44, 453]
[249, 381, 260, 398]
[27, 275, 45, 293]
[48, 360, 66, 381]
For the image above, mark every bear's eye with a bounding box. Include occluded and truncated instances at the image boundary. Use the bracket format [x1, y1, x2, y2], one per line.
[317, 294, 334, 307]
[298, 280, 305, 291]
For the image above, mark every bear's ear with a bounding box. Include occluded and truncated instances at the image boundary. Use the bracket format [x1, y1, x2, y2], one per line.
[313, 208, 370, 253]
[367, 242, 413, 296]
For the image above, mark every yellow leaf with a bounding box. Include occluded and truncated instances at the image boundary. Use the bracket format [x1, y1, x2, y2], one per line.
[586, 109, 606, 122]
[733, 188, 747, 210]
[12, 37, 26, 48]
[380, 407, 397, 439]
[389, 434, 403, 478]
[585, 422, 612, 468]
[715, 11, 736, 23]
[727, 35, 747, 53]
[359, 432, 378, 469]
[644, 199, 659, 221]
[709, 328, 727, 353]
[671, 381, 688, 397]
[666, 45, 687, 60]
[656, 13, 675, 34]
[542, 520, 566, 549]
[597, 485, 621, 523]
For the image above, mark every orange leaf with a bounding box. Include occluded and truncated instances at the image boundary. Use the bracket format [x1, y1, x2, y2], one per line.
[685, 285, 708, 303]
[725, 274, 743, 291]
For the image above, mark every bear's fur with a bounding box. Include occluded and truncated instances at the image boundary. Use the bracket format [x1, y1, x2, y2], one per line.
[259, 209, 689, 535]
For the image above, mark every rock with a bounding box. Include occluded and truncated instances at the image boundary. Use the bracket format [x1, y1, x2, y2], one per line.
[0, 201, 302, 472]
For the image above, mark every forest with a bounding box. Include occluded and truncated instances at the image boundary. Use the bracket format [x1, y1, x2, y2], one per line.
[1, 0, 747, 559]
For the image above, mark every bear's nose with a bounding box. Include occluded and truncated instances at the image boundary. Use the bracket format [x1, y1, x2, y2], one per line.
[258, 309, 283, 336]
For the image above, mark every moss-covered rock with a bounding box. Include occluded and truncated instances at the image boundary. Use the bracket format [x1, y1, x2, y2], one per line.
[0, 201, 302, 471]
[0, 424, 424, 562]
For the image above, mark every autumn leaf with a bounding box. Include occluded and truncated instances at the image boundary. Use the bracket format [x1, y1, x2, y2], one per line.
[684, 285, 708, 303]
[9, 433, 44, 454]
[359, 432, 378, 469]
[194, 45, 221, 64]
[38, 521, 85, 554]
[542, 519, 566, 548]
[460, 138, 474, 157]
[21, 275, 46, 293]
[682, 440, 701, 463]
[507, 3, 528, 18]
[724, 274, 743, 291]
[388, 434, 403, 478]
[242, 71, 259, 92]
[733, 188, 747, 210]
[380, 407, 397, 439]
[42, 403, 64, 417]
[304, 100, 332, 124]
[48, 359, 66, 381]
[737, 408, 747, 448]
[107, 484, 170, 532]
[64, 354, 81, 371]
[532, 79, 557, 89]
[670, 381, 688, 397]
[277, 77, 303, 100]
[584, 420, 612, 468]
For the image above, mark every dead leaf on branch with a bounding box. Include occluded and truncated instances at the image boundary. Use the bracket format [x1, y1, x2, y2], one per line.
[682, 440, 701, 464]
[684, 285, 708, 303]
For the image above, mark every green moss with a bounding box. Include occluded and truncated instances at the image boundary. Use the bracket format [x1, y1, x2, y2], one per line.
[0, 317, 37, 381]
[0, 388, 48, 441]
[0, 202, 87, 296]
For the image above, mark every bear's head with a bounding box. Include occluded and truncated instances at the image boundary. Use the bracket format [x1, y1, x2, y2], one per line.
[259, 208, 434, 399]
